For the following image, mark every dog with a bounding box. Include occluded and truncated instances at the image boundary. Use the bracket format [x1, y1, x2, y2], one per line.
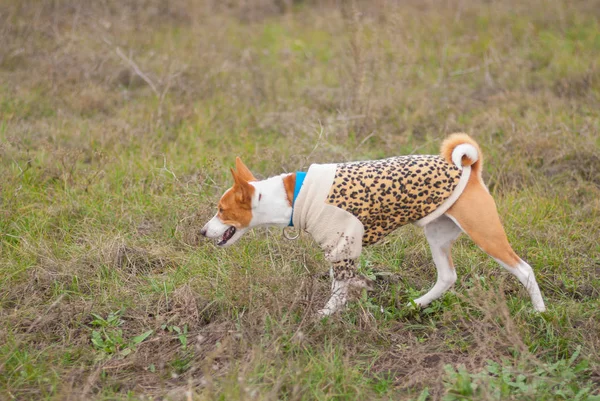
[200, 133, 546, 316]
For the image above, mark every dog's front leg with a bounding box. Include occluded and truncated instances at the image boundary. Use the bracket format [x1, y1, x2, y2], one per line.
[318, 259, 371, 317]
[318, 259, 355, 316]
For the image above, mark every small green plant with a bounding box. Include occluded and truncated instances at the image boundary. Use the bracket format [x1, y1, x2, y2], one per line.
[414, 388, 430, 401]
[89, 310, 153, 358]
[161, 324, 188, 349]
[90, 309, 124, 329]
[443, 346, 600, 401]
[170, 351, 194, 375]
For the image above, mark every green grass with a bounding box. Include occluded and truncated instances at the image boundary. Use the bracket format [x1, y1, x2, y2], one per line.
[1, 0, 600, 399]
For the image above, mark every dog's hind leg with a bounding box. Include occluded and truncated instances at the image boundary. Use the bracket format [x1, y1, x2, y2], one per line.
[413, 215, 463, 307]
[446, 179, 546, 312]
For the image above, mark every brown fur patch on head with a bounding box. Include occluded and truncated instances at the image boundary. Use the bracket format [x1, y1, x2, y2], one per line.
[217, 168, 255, 228]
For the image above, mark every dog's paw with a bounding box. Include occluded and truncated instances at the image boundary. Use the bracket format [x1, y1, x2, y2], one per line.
[316, 307, 336, 318]
[406, 299, 422, 311]
[316, 301, 347, 317]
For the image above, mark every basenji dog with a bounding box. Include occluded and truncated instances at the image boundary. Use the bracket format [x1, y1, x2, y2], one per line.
[200, 134, 546, 316]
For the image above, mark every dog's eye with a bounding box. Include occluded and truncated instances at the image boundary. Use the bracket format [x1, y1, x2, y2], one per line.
[218, 207, 224, 214]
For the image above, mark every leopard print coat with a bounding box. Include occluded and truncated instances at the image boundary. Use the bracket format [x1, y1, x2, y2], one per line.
[326, 155, 462, 245]
[292, 155, 463, 262]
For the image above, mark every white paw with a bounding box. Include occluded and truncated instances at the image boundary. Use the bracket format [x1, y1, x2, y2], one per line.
[408, 298, 427, 309]
[316, 308, 332, 318]
[317, 303, 348, 317]
[316, 305, 340, 317]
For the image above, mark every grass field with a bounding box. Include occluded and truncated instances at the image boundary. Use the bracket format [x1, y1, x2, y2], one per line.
[1, 0, 600, 399]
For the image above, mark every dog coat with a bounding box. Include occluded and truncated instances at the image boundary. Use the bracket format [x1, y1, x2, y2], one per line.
[291, 156, 466, 262]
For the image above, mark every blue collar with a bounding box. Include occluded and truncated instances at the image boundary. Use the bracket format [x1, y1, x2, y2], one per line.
[289, 171, 306, 227]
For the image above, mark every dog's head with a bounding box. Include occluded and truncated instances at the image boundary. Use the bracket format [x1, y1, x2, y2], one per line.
[200, 157, 257, 247]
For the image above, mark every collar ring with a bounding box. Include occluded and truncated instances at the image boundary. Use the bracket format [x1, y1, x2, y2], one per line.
[282, 226, 300, 240]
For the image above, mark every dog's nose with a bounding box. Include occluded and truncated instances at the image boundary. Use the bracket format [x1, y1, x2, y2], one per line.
[200, 227, 207, 237]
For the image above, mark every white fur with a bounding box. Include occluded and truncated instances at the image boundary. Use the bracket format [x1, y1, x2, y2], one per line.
[201, 212, 250, 247]
[200, 174, 293, 247]
[414, 215, 547, 313]
[494, 258, 546, 312]
[452, 143, 479, 169]
[413, 215, 462, 307]
[202, 212, 231, 238]
[248, 174, 293, 228]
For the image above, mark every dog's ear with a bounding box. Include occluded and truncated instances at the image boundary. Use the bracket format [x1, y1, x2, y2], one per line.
[235, 157, 256, 182]
[230, 166, 248, 185]
[235, 182, 252, 205]
[230, 167, 253, 205]
[230, 167, 240, 185]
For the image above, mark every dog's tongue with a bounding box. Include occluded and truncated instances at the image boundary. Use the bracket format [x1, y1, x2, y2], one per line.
[217, 226, 236, 246]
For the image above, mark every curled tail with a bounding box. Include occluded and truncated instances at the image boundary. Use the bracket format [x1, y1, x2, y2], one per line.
[441, 133, 483, 178]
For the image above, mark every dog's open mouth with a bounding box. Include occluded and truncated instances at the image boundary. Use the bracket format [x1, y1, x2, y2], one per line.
[217, 226, 236, 246]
